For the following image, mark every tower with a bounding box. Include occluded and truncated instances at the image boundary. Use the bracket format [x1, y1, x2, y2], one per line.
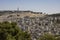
[17, 8, 19, 11]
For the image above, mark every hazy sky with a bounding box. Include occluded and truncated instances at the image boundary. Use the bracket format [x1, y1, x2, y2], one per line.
[0, 0, 60, 14]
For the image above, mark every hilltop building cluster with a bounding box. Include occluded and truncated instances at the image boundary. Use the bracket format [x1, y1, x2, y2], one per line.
[0, 11, 60, 40]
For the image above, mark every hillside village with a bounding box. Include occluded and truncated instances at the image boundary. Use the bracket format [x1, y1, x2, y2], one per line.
[0, 11, 60, 40]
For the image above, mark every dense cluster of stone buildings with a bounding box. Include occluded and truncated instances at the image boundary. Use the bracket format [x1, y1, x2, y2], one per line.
[0, 11, 60, 40]
[17, 16, 60, 40]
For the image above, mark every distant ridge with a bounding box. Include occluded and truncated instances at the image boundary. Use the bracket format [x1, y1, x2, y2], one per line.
[0, 10, 42, 13]
[0, 10, 44, 16]
[48, 13, 60, 17]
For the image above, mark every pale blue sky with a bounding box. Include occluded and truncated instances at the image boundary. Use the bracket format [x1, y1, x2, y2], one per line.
[0, 0, 60, 14]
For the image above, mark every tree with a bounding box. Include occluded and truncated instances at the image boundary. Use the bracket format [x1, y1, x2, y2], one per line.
[0, 21, 31, 40]
[38, 33, 56, 40]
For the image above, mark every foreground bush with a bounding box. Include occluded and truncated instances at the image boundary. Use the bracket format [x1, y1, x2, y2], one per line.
[38, 33, 60, 40]
[0, 21, 31, 40]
